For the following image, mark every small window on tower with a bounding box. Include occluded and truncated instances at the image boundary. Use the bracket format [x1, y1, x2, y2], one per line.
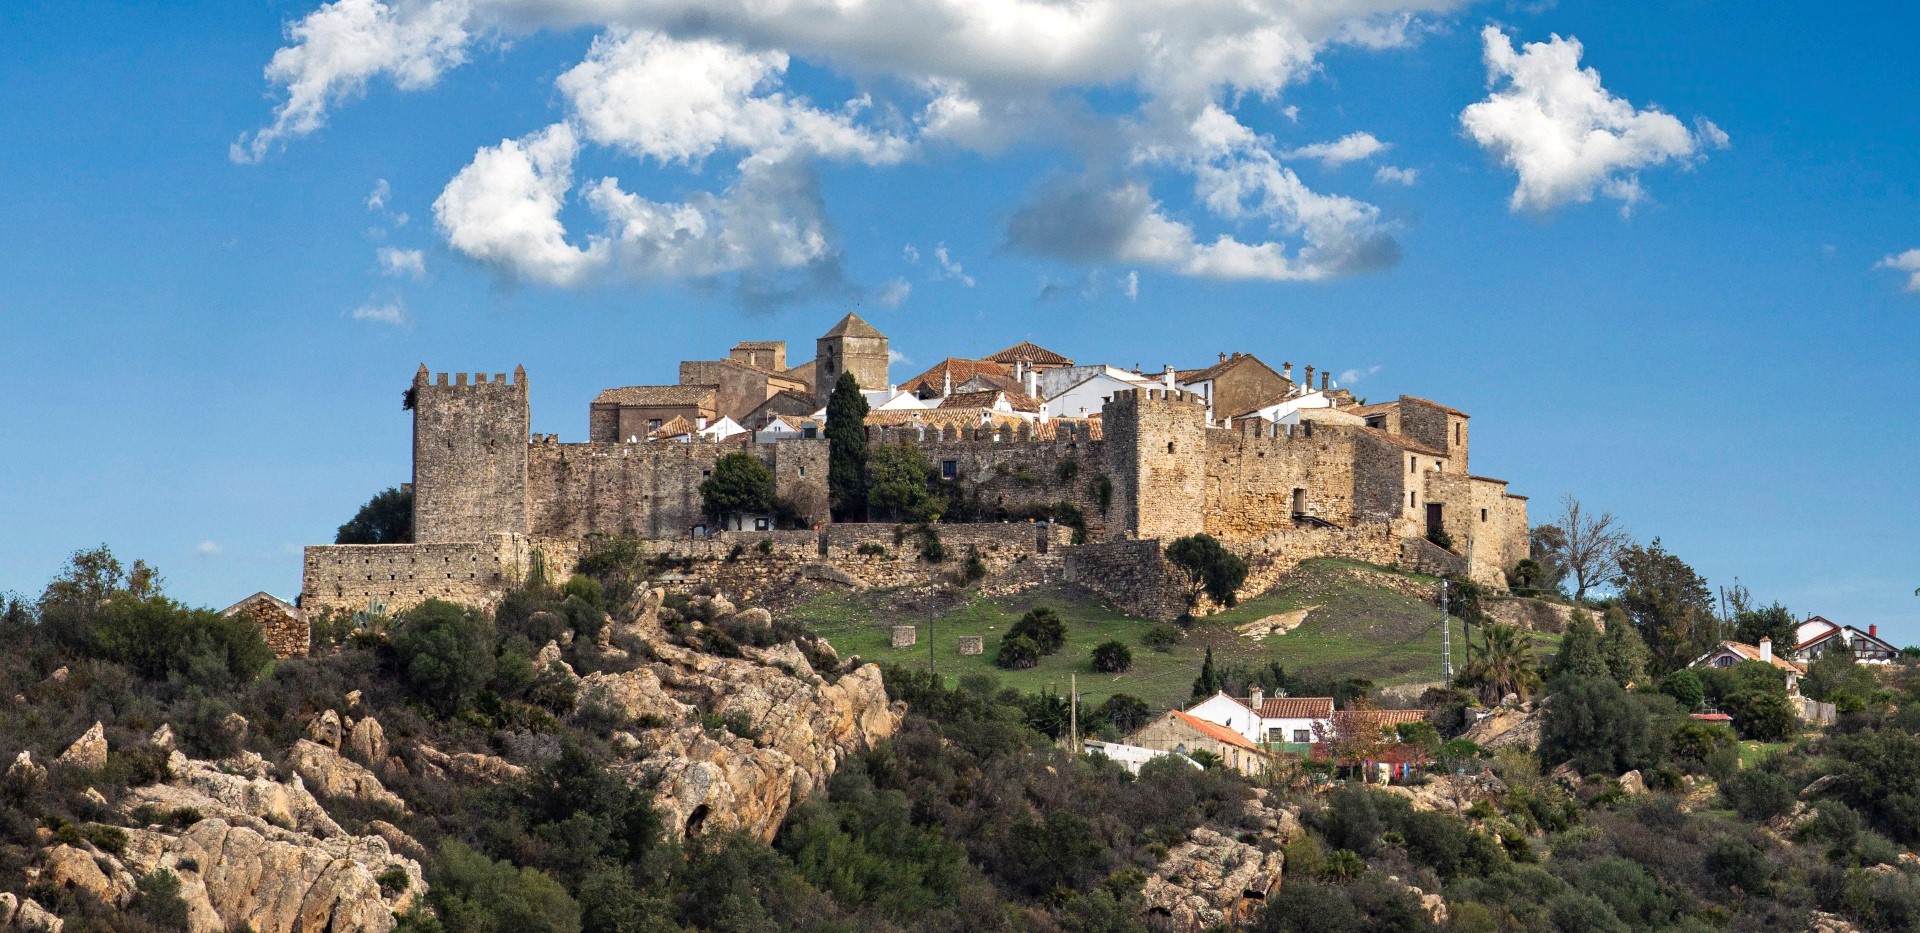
[1481, 508, 1488, 522]
[1409, 458, 1416, 473]
[1167, 442, 1176, 454]
[941, 460, 958, 480]
[1454, 423, 1461, 445]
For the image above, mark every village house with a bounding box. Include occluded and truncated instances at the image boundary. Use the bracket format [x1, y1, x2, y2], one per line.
[1183, 690, 1336, 752]
[1791, 616, 1898, 665]
[1127, 710, 1275, 777]
[220, 592, 309, 660]
[1690, 637, 1805, 693]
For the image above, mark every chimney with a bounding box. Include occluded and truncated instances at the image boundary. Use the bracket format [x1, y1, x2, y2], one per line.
[1321, 371, 1330, 391]
[696, 417, 708, 430]
[1162, 365, 1176, 390]
[1024, 367, 1039, 398]
[942, 370, 952, 397]
[1249, 687, 1264, 710]
[1304, 365, 1315, 387]
[1282, 361, 1293, 380]
[1219, 351, 1227, 363]
[1871, 624, 1879, 639]
[1759, 637, 1772, 663]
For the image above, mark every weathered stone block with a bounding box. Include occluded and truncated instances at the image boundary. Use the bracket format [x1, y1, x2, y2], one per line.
[956, 636, 983, 656]
[891, 625, 917, 648]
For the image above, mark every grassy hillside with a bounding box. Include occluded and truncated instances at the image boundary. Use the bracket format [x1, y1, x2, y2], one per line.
[783, 558, 1504, 711]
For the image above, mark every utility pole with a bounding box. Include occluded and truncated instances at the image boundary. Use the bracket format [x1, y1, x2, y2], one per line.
[1069, 673, 1079, 753]
[1440, 578, 1453, 684]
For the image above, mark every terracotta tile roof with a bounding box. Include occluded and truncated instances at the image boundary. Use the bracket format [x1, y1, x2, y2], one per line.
[938, 389, 1005, 410]
[220, 592, 306, 621]
[732, 340, 784, 350]
[984, 341, 1073, 366]
[822, 312, 884, 338]
[1690, 712, 1734, 722]
[1358, 427, 1449, 458]
[1173, 711, 1261, 752]
[1308, 742, 1431, 765]
[594, 384, 717, 407]
[1696, 640, 1806, 675]
[1333, 709, 1430, 732]
[1247, 697, 1334, 719]
[655, 415, 696, 438]
[900, 358, 1011, 395]
[1400, 396, 1470, 418]
[1347, 402, 1395, 419]
[1176, 353, 1279, 385]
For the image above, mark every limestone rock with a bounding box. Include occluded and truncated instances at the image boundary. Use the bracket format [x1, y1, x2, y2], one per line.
[1378, 772, 1506, 813]
[307, 710, 343, 750]
[14, 896, 61, 932]
[368, 820, 425, 861]
[1140, 827, 1287, 931]
[1461, 705, 1542, 751]
[1618, 770, 1648, 795]
[1810, 910, 1864, 933]
[220, 712, 250, 745]
[43, 843, 123, 907]
[346, 715, 389, 767]
[149, 724, 175, 751]
[0, 893, 14, 927]
[138, 750, 342, 839]
[345, 689, 362, 709]
[55, 722, 108, 770]
[7, 751, 46, 789]
[536, 641, 577, 680]
[409, 744, 526, 785]
[287, 740, 404, 810]
[47, 667, 69, 685]
[82, 787, 109, 808]
[734, 607, 773, 628]
[1235, 606, 1314, 639]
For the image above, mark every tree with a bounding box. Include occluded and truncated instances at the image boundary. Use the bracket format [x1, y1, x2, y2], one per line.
[1528, 524, 1571, 595]
[1091, 641, 1132, 673]
[866, 440, 943, 522]
[391, 599, 497, 717]
[1659, 669, 1705, 711]
[1191, 647, 1223, 701]
[699, 453, 775, 528]
[825, 371, 870, 521]
[1615, 539, 1715, 675]
[1601, 608, 1649, 687]
[1458, 623, 1542, 704]
[427, 840, 581, 933]
[1736, 693, 1799, 742]
[1165, 534, 1249, 609]
[38, 545, 160, 650]
[1550, 612, 1611, 683]
[1548, 496, 1629, 600]
[995, 635, 1040, 670]
[336, 486, 414, 544]
[1732, 602, 1798, 651]
[1094, 694, 1151, 733]
[1007, 607, 1065, 656]
[1542, 675, 1655, 775]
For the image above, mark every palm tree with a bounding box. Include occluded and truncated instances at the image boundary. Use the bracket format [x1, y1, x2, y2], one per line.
[1459, 623, 1543, 705]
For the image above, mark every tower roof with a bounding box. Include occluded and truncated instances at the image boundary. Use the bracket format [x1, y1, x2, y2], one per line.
[822, 312, 884, 339]
[984, 341, 1073, 366]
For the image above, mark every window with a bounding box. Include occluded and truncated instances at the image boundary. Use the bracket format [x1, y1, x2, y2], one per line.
[648, 418, 662, 432]
[798, 466, 806, 477]
[702, 470, 711, 479]
[803, 426, 818, 439]
[1434, 460, 1443, 471]
[941, 460, 959, 480]
[1410, 491, 1417, 508]
[1293, 729, 1310, 743]
[1480, 508, 1488, 522]
[1409, 457, 1416, 473]
[1454, 423, 1461, 445]
[1167, 442, 1176, 454]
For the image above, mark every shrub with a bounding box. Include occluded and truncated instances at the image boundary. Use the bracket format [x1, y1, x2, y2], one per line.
[1165, 534, 1249, 608]
[135, 868, 191, 931]
[425, 840, 581, 933]
[916, 525, 947, 563]
[1736, 692, 1799, 742]
[1541, 675, 1654, 775]
[1659, 669, 1704, 711]
[1721, 769, 1795, 821]
[390, 600, 497, 718]
[1142, 623, 1181, 653]
[701, 452, 775, 527]
[1093, 694, 1151, 733]
[756, 537, 774, 556]
[1427, 526, 1455, 551]
[1705, 837, 1773, 893]
[962, 548, 987, 583]
[1007, 607, 1066, 656]
[335, 485, 413, 544]
[855, 543, 888, 557]
[1091, 641, 1132, 673]
[995, 635, 1040, 670]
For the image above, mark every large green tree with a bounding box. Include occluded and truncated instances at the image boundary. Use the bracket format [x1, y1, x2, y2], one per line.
[391, 599, 497, 717]
[1165, 534, 1249, 609]
[1459, 623, 1542, 704]
[336, 485, 414, 544]
[1615, 539, 1715, 675]
[1732, 602, 1798, 651]
[866, 440, 942, 522]
[825, 371, 870, 521]
[699, 452, 775, 528]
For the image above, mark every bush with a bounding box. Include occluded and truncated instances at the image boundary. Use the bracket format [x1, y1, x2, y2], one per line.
[390, 600, 497, 717]
[1091, 641, 1132, 674]
[1721, 769, 1795, 821]
[1007, 607, 1066, 656]
[135, 868, 190, 931]
[1705, 837, 1773, 893]
[336, 485, 413, 544]
[1735, 692, 1799, 742]
[1658, 669, 1704, 711]
[1093, 694, 1151, 733]
[1142, 623, 1181, 652]
[1541, 675, 1654, 775]
[700, 452, 775, 527]
[1165, 534, 1249, 608]
[962, 548, 987, 583]
[426, 840, 581, 933]
[995, 635, 1040, 670]
[1426, 526, 1455, 551]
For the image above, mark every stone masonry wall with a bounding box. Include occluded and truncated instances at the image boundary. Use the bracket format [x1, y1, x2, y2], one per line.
[227, 600, 310, 660]
[412, 370, 530, 544]
[527, 437, 828, 539]
[1202, 420, 1359, 539]
[301, 534, 579, 617]
[867, 424, 1116, 539]
[1105, 389, 1209, 542]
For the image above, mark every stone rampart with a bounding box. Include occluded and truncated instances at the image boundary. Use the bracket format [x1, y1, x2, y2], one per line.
[527, 437, 827, 539]
[301, 534, 579, 616]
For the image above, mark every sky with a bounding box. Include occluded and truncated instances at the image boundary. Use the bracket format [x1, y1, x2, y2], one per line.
[2, 1, 1917, 638]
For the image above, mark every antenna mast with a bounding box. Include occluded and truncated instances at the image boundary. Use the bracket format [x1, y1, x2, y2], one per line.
[1440, 579, 1453, 684]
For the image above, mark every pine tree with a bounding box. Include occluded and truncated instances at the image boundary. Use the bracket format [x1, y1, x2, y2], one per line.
[825, 371, 870, 521]
[1190, 647, 1222, 701]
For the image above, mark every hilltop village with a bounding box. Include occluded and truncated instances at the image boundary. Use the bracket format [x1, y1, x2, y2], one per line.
[302, 314, 1530, 619]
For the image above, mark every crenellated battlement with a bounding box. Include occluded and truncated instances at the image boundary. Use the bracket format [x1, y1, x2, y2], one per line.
[415, 364, 527, 389]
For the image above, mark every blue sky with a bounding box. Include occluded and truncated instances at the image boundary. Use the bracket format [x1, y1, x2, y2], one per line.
[2, 1, 1917, 638]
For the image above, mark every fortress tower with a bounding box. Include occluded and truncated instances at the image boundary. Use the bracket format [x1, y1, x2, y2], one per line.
[1102, 387, 1209, 541]
[814, 313, 889, 404]
[410, 365, 531, 544]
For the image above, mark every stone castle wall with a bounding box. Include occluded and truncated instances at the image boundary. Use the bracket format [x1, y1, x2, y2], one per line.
[1202, 420, 1361, 538]
[866, 423, 1116, 538]
[526, 437, 829, 539]
[301, 534, 579, 617]
[411, 370, 529, 545]
[1104, 389, 1210, 541]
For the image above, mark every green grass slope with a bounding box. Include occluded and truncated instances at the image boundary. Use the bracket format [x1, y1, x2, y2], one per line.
[783, 558, 1490, 712]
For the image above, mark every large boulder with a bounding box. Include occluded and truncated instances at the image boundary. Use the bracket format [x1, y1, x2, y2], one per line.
[55, 722, 108, 770]
[287, 741, 405, 811]
[1462, 705, 1543, 751]
[306, 710, 343, 750]
[345, 715, 389, 767]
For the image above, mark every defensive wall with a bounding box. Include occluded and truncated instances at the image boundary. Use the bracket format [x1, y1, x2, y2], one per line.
[301, 534, 580, 617]
[526, 436, 827, 539]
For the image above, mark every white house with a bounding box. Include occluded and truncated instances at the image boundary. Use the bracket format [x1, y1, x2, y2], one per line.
[1791, 616, 1899, 665]
[1046, 372, 1151, 422]
[1082, 739, 1199, 775]
[753, 415, 807, 443]
[1184, 690, 1336, 748]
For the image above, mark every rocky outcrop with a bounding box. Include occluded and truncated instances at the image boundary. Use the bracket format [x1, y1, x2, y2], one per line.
[1462, 704, 1543, 750]
[7, 894, 63, 932]
[54, 723, 107, 770]
[307, 710, 343, 749]
[287, 740, 405, 810]
[408, 743, 527, 785]
[1142, 795, 1298, 931]
[41, 844, 125, 907]
[346, 715, 389, 767]
[579, 627, 898, 843]
[1378, 771, 1508, 813]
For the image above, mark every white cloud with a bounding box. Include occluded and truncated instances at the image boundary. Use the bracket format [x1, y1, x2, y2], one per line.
[1337, 364, 1382, 385]
[1461, 27, 1725, 213]
[886, 348, 912, 365]
[232, 0, 471, 163]
[878, 278, 912, 308]
[902, 244, 920, 263]
[366, 178, 390, 210]
[351, 299, 410, 326]
[1876, 249, 1920, 292]
[244, 0, 1496, 293]
[1374, 165, 1418, 186]
[377, 246, 426, 277]
[933, 244, 975, 287]
[196, 540, 222, 557]
[1122, 270, 1139, 299]
[1282, 131, 1387, 167]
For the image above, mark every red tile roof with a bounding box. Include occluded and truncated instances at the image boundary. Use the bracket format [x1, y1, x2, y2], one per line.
[1243, 697, 1334, 719]
[984, 341, 1073, 366]
[1694, 640, 1806, 675]
[900, 358, 1012, 395]
[594, 384, 718, 407]
[1172, 711, 1261, 752]
[1399, 396, 1470, 418]
[1358, 427, 1450, 458]
[1334, 709, 1430, 733]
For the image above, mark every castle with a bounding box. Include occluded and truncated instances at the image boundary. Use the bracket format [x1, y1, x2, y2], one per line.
[302, 314, 1529, 619]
